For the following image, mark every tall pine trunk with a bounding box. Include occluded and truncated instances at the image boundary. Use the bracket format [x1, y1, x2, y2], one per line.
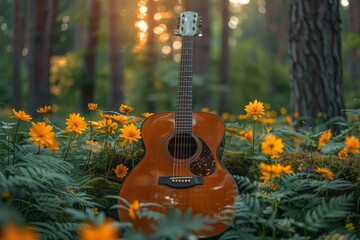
[107, 0, 124, 110]
[80, 0, 100, 112]
[289, 0, 346, 131]
[27, 0, 48, 115]
[218, 0, 229, 113]
[348, 0, 359, 91]
[144, 0, 157, 112]
[42, 0, 57, 107]
[191, 1, 211, 108]
[12, 0, 22, 109]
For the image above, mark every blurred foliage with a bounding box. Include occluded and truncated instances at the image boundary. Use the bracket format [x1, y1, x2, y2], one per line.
[0, 99, 359, 239]
[0, 1, 358, 116]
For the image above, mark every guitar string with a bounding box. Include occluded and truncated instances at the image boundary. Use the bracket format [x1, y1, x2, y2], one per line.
[186, 36, 193, 178]
[174, 35, 194, 178]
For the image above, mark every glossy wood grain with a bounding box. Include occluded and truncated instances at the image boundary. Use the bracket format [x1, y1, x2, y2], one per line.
[118, 112, 239, 239]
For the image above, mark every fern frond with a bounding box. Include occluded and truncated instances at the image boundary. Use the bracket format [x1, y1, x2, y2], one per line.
[234, 193, 262, 218]
[304, 194, 354, 232]
[33, 222, 80, 240]
[149, 208, 215, 240]
[233, 175, 258, 193]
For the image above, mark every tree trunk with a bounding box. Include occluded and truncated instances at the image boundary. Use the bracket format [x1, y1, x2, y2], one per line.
[80, 0, 100, 112]
[348, 0, 359, 91]
[27, 0, 48, 115]
[12, 0, 22, 109]
[107, 0, 124, 110]
[192, 1, 211, 107]
[74, 0, 86, 50]
[289, 0, 346, 131]
[144, 0, 157, 112]
[42, 0, 57, 107]
[218, 0, 229, 113]
[277, 1, 287, 62]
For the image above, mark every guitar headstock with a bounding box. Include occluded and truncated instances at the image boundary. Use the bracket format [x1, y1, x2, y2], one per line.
[175, 11, 202, 37]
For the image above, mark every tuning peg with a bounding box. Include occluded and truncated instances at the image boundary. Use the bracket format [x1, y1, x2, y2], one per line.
[198, 31, 203, 37]
[174, 30, 179, 35]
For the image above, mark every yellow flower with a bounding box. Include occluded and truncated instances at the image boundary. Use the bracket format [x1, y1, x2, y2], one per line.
[12, 109, 32, 122]
[91, 208, 99, 215]
[142, 112, 154, 118]
[283, 116, 292, 125]
[87, 103, 98, 111]
[78, 218, 118, 240]
[264, 103, 271, 110]
[28, 122, 56, 149]
[259, 162, 293, 183]
[128, 200, 140, 220]
[119, 104, 134, 114]
[113, 164, 128, 179]
[271, 164, 284, 177]
[221, 112, 230, 121]
[315, 167, 334, 180]
[239, 129, 253, 143]
[280, 107, 287, 115]
[83, 140, 102, 153]
[2, 191, 11, 199]
[262, 118, 276, 126]
[0, 223, 39, 240]
[238, 114, 247, 121]
[345, 223, 355, 232]
[261, 135, 285, 159]
[200, 107, 210, 112]
[120, 123, 142, 144]
[344, 135, 360, 154]
[226, 127, 238, 134]
[94, 118, 118, 134]
[111, 115, 129, 124]
[244, 100, 265, 121]
[131, 117, 141, 123]
[65, 113, 87, 135]
[101, 113, 113, 119]
[47, 137, 59, 152]
[282, 165, 294, 174]
[318, 129, 332, 150]
[338, 149, 348, 160]
[36, 105, 52, 114]
[293, 111, 300, 119]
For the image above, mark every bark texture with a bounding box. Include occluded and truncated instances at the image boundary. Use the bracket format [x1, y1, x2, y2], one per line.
[289, 0, 346, 130]
[12, 0, 22, 109]
[107, 0, 124, 109]
[218, 0, 229, 113]
[348, 0, 359, 91]
[27, 0, 49, 115]
[80, 0, 100, 112]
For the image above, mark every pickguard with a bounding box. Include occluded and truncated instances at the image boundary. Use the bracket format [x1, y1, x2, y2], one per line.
[190, 138, 215, 176]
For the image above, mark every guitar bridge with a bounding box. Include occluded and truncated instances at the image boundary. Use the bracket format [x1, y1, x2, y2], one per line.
[158, 176, 203, 188]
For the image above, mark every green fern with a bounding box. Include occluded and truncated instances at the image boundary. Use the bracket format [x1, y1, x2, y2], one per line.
[32, 222, 81, 240]
[233, 175, 259, 193]
[304, 194, 354, 232]
[145, 208, 215, 240]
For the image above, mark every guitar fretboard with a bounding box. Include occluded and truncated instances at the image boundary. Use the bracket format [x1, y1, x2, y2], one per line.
[175, 36, 194, 134]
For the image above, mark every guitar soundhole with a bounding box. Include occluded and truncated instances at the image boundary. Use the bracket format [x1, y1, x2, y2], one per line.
[164, 133, 202, 163]
[168, 133, 197, 159]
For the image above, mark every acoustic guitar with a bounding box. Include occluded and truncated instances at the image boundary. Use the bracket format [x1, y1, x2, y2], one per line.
[118, 11, 239, 239]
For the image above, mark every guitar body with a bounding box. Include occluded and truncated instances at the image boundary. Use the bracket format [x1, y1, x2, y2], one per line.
[118, 112, 239, 239]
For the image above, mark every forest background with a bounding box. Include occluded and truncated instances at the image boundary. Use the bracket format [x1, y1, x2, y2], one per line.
[0, 0, 359, 121]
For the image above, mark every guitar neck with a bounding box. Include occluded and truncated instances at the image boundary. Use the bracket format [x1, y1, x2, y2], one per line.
[175, 36, 194, 134]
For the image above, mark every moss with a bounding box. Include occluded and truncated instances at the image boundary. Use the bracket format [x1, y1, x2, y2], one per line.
[85, 177, 122, 219]
[222, 150, 359, 183]
[222, 150, 253, 177]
